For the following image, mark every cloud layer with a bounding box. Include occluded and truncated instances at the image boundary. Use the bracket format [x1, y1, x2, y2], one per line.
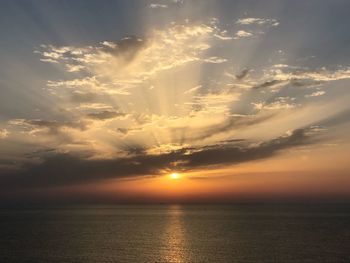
[1, 12, 350, 196]
[0, 127, 319, 190]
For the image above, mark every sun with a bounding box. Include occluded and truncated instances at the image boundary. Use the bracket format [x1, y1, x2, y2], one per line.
[169, 173, 181, 180]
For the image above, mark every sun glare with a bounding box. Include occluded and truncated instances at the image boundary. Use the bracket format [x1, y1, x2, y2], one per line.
[169, 173, 181, 180]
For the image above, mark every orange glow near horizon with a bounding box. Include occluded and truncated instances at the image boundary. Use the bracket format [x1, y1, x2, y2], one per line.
[42, 160, 349, 203]
[8, 146, 350, 203]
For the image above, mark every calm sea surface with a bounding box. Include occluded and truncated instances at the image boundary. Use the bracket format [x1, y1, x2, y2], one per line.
[0, 204, 349, 262]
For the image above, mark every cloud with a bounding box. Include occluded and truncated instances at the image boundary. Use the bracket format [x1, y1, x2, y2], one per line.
[149, 4, 168, 8]
[214, 34, 233, 40]
[305, 91, 326, 98]
[252, 79, 282, 89]
[252, 97, 296, 111]
[37, 23, 222, 106]
[37, 36, 145, 70]
[181, 128, 313, 168]
[66, 64, 85, 72]
[178, 113, 275, 142]
[187, 92, 240, 115]
[246, 66, 350, 92]
[184, 85, 202, 94]
[10, 119, 85, 135]
[233, 17, 279, 40]
[75, 103, 114, 111]
[47, 76, 109, 93]
[234, 30, 253, 39]
[38, 24, 213, 78]
[86, 111, 126, 120]
[0, 127, 319, 190]
[149, 0, 184, 9]
[236, 17, 279, 27]
[235, 68, 250, 80]
[271, 67, 350, 82]
[0, 129, 9, 139]
[204, 56, 227, 64]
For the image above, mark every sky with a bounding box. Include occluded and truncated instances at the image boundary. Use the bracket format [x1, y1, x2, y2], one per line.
[0, 0, 350, 204]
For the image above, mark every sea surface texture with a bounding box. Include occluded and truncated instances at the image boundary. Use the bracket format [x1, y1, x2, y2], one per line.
[0, 204, 349, 262]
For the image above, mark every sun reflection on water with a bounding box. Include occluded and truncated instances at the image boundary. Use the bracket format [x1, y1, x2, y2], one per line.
[161, 205, 188, 263]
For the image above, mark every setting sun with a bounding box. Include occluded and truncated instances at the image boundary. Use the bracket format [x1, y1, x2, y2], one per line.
[169, 173, 181, 180]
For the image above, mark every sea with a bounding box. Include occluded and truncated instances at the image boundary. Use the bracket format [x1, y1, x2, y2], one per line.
[0, 204, 349, 262]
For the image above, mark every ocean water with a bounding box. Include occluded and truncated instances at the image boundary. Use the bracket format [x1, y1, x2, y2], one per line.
[0, 204, 349, 262]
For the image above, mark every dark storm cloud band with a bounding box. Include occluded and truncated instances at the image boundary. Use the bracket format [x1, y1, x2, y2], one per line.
[0, 127, 318, 191]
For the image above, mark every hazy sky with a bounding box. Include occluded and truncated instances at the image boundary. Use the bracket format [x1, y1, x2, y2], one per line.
[1, 0, 350, 203]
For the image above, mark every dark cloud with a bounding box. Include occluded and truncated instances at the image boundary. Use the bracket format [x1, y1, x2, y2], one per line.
[0, 127, 317, 191]
[86, 111, 125, 120]
[178, 113, 275, 142]
[116, 127, 142, 135]
[289, 79, 320, 87]
[102, 36, 145, 61]
[235, 68, 250, 80]
[117, 142, 147, 155]
[243, 74, 322, 96]
[117, 128, 130, 135]
[183, 128, 311, 167]
[253, 79, 282, 89]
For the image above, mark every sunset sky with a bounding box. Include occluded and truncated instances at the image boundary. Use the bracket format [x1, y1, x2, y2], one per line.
[1, 0, 350, 203]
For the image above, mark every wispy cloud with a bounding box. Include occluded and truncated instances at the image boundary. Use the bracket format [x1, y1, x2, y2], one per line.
[149, 3, 168, 9]
[234, 30, 253, 39]
[305, 91, 326, 97]
[86, 111, 126, 120]
[236, 17, 279, 27]
[252, 97, 296, 111]
[0, 129, 9, 139]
